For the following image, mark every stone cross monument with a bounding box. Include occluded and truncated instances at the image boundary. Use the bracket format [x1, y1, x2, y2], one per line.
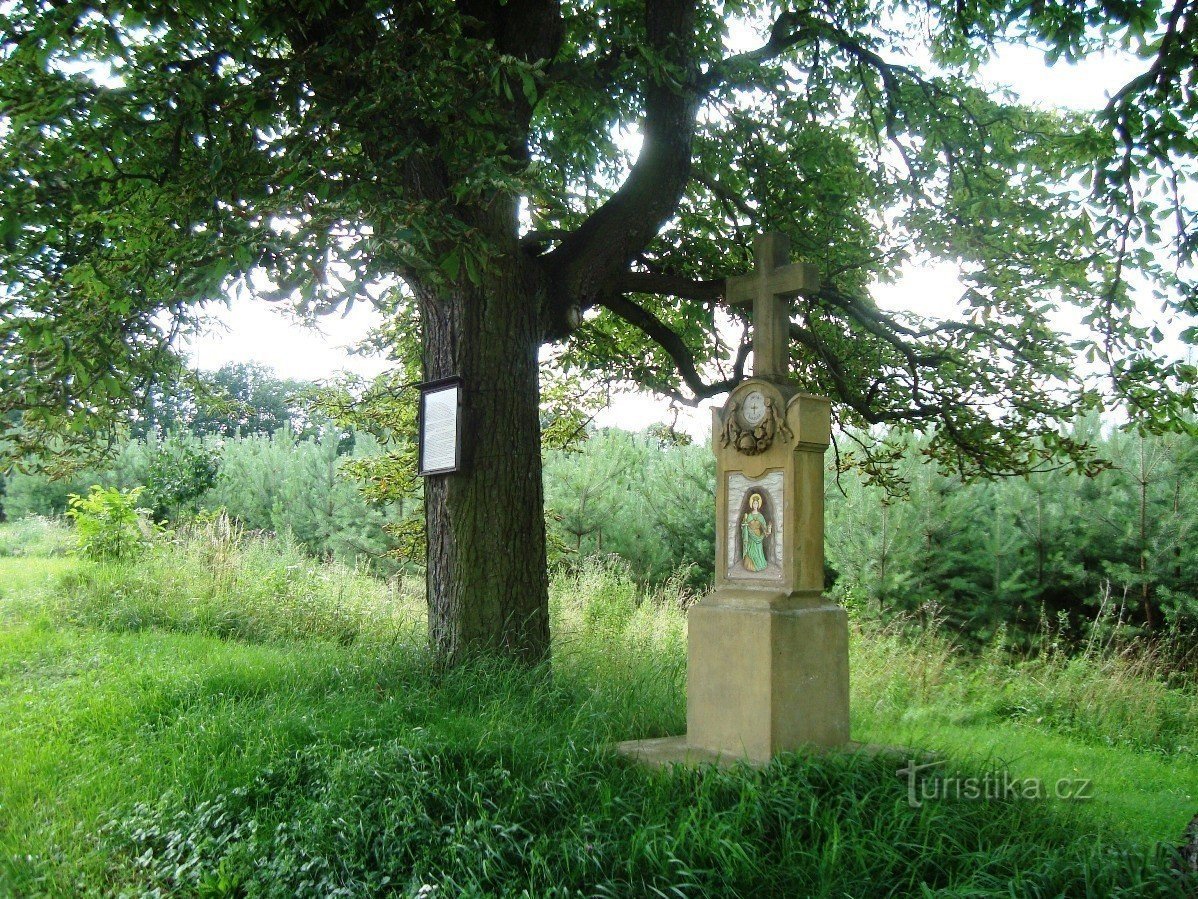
[618, 232, 852, 766]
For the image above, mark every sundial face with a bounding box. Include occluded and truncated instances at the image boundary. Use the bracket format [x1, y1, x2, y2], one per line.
[742, 389, 767, 426]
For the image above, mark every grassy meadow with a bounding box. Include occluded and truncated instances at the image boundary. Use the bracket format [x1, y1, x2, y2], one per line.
[0, 517, 1195, 897]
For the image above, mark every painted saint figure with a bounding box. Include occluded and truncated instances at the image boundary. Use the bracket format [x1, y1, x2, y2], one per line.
[740, 492, 772, 572]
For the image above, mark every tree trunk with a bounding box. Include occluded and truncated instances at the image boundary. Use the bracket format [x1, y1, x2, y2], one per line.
[1137, 436, 1156, 630]
[877, 501, 888, 614]
[1035, 490, 1044, 587]
[418, 221, 550, 666]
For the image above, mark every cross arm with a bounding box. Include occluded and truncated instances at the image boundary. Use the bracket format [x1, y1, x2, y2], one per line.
[725, 261, 821, 308]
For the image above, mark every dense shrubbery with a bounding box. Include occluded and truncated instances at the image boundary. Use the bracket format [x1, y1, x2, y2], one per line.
[139, 437, 220, 521]
[207, 429, 407, 568]
[2, 465, 91, 518]
[823, 423, 1198, 642]
[2, 433, 217, 520]
[544, 429, 714, 587]
[544, 421, 1198, 644]
[1, 428, 411, 573]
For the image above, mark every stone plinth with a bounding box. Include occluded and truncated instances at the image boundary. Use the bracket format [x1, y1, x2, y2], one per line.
[687, 594, 849, 761]
[614, 736, 911, 770]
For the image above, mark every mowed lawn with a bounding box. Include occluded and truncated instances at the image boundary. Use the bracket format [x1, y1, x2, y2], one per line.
[1, 536, 1196, 897]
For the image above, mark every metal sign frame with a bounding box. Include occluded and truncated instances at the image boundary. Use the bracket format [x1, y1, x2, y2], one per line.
[417, 376, 464, 476]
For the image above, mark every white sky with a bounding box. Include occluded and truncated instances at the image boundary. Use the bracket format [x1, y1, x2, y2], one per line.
[181, 42, 1164, 440]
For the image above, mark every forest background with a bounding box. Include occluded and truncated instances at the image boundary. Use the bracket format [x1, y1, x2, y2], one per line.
[4, 361, 1194, 652]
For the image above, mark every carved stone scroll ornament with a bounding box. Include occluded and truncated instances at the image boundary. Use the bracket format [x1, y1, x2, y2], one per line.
[719, 391, 792, 456]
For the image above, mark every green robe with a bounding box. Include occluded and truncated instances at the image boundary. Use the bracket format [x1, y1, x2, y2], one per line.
[741, 510, 769, 571]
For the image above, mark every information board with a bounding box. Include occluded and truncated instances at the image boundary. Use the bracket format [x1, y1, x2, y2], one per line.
[418, 378, 462, 476]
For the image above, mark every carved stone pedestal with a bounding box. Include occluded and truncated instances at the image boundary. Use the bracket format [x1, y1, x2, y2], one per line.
[687, 593, 849, 761]
[617, 383, 853, 767]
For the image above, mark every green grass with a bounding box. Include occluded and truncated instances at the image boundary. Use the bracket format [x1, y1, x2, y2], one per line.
[0, 516, 75, 560]
[849, 624, 1198, 843]
[0, 520, 1194, 897]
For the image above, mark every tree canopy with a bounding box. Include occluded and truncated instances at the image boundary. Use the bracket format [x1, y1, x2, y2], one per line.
[137, 361, 318, 439]
[2, 1, 1195, 466]
[2, 0, 1196, 660]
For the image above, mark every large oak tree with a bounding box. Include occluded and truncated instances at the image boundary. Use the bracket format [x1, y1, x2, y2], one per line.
[1, 0, 1195, 663]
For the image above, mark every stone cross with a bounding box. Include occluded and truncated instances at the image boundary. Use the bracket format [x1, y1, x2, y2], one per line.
[615, 231, 853, 768]
[725, 232, 820, 380]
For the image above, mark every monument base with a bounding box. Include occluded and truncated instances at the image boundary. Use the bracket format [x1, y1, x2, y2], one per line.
[613, 590, 932, 770]
[684, 591, 850, 763]
[613, 735, 913, 769]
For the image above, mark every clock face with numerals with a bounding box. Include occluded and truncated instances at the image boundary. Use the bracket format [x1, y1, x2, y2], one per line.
[742, 390, 767, 426]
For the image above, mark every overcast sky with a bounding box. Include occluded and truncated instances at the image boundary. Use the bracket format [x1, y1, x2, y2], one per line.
[181, 42, 1153, 438]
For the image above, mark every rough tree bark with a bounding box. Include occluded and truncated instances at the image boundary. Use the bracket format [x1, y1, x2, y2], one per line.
[413, 196, 551, 665]
[406, 0, 700, 665]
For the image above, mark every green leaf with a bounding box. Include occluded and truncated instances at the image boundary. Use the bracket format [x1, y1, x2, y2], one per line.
[440, 250, 462, 282]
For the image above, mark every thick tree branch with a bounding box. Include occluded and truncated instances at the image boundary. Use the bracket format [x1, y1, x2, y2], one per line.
[1105, 0, 1192, 110]
[700, 11, 807, 90]
[607, 262, 977, 420]
[456, 0, 564, 63]
[520, 228, 571, 249]
[700, 8, 920, 95]
[788, 321, 944, 425]
[616, 270, 725, 301]
[599, 292, 748, 402]
[690, 170, 759, 224]
[543, 0, 700, 333]
[815, 287, 950, 368]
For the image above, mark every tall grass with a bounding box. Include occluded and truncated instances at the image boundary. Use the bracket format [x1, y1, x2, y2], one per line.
[0, 521, 1194, 896]
[851, 612, 1197, 757]
[0, 515, 74, 558]
[3, 519, 1193, 758]
[43, 514, 423, 646]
